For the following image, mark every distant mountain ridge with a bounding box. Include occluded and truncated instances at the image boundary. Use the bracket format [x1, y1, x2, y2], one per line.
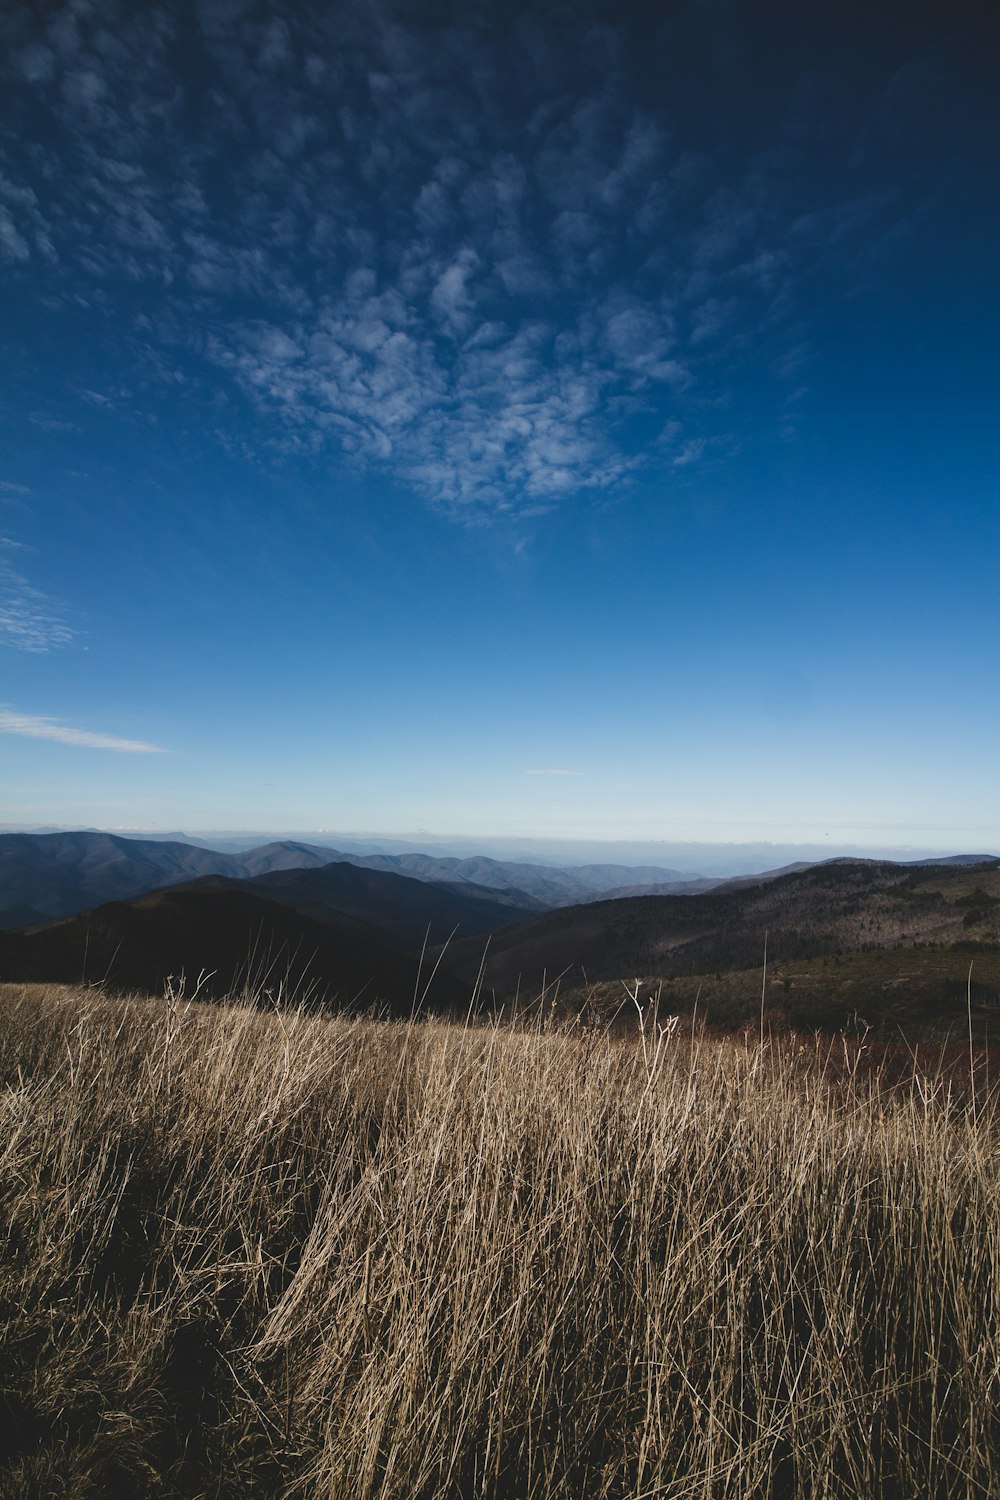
[303, 849, 711, 906]
[0, 832, 344, 929]
[1, 831, 997, 960]
[0, 830, 715, 930]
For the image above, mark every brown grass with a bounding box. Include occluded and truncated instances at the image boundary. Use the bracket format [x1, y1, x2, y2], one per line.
[0, 980, 998, 1497]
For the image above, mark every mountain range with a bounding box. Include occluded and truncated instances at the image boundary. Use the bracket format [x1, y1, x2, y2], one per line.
[0, 830, 716, 930]
[0, 832, 339, 928]
[305, 849, 719, 906]
[1, 832, 999, 1034]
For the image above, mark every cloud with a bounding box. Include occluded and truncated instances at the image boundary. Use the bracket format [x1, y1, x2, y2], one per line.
[0, 708, 166, 752]
[0, 541, 73, 652]
[0, 0, 941, 522]
[524, 768, 585, 777]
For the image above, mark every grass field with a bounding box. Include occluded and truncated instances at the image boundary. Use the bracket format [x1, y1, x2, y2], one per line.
[1, 980, 998, 1497]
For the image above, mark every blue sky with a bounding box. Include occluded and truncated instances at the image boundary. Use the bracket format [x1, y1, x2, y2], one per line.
[1, 0, 998, 851]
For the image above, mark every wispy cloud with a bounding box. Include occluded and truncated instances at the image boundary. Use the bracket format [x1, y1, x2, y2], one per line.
[0, 540, 72, 652]
[525, 768, 585, 778]
[0, 708, 166, 753]
[0, 0, 944, 521]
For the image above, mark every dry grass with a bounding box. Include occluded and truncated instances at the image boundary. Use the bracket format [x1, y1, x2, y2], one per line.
[0, 981, 998, 1498]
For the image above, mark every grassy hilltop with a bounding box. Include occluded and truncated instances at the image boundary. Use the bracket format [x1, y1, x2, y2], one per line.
[1, 981, 998, 1498]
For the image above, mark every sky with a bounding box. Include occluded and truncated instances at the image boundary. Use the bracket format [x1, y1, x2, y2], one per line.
[1, 0, 998, 853]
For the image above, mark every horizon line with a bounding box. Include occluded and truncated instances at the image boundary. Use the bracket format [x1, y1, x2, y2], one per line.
[0, 822, 997, 857]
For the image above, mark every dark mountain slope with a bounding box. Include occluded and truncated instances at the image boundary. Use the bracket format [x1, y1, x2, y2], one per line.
[0, 885, 463, 1013]
[442, 859, 1000, 998]
[236, 863, 539, 949]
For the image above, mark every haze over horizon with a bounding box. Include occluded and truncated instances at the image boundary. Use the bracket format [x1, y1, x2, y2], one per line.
[2, 823, 997, 884]
[2, 0, 997, 847]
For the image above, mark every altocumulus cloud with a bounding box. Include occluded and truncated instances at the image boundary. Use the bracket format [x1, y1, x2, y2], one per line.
[0, 0, 943, 520]
[0, 540, 73, 653]
[0, 709, 166, 753]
